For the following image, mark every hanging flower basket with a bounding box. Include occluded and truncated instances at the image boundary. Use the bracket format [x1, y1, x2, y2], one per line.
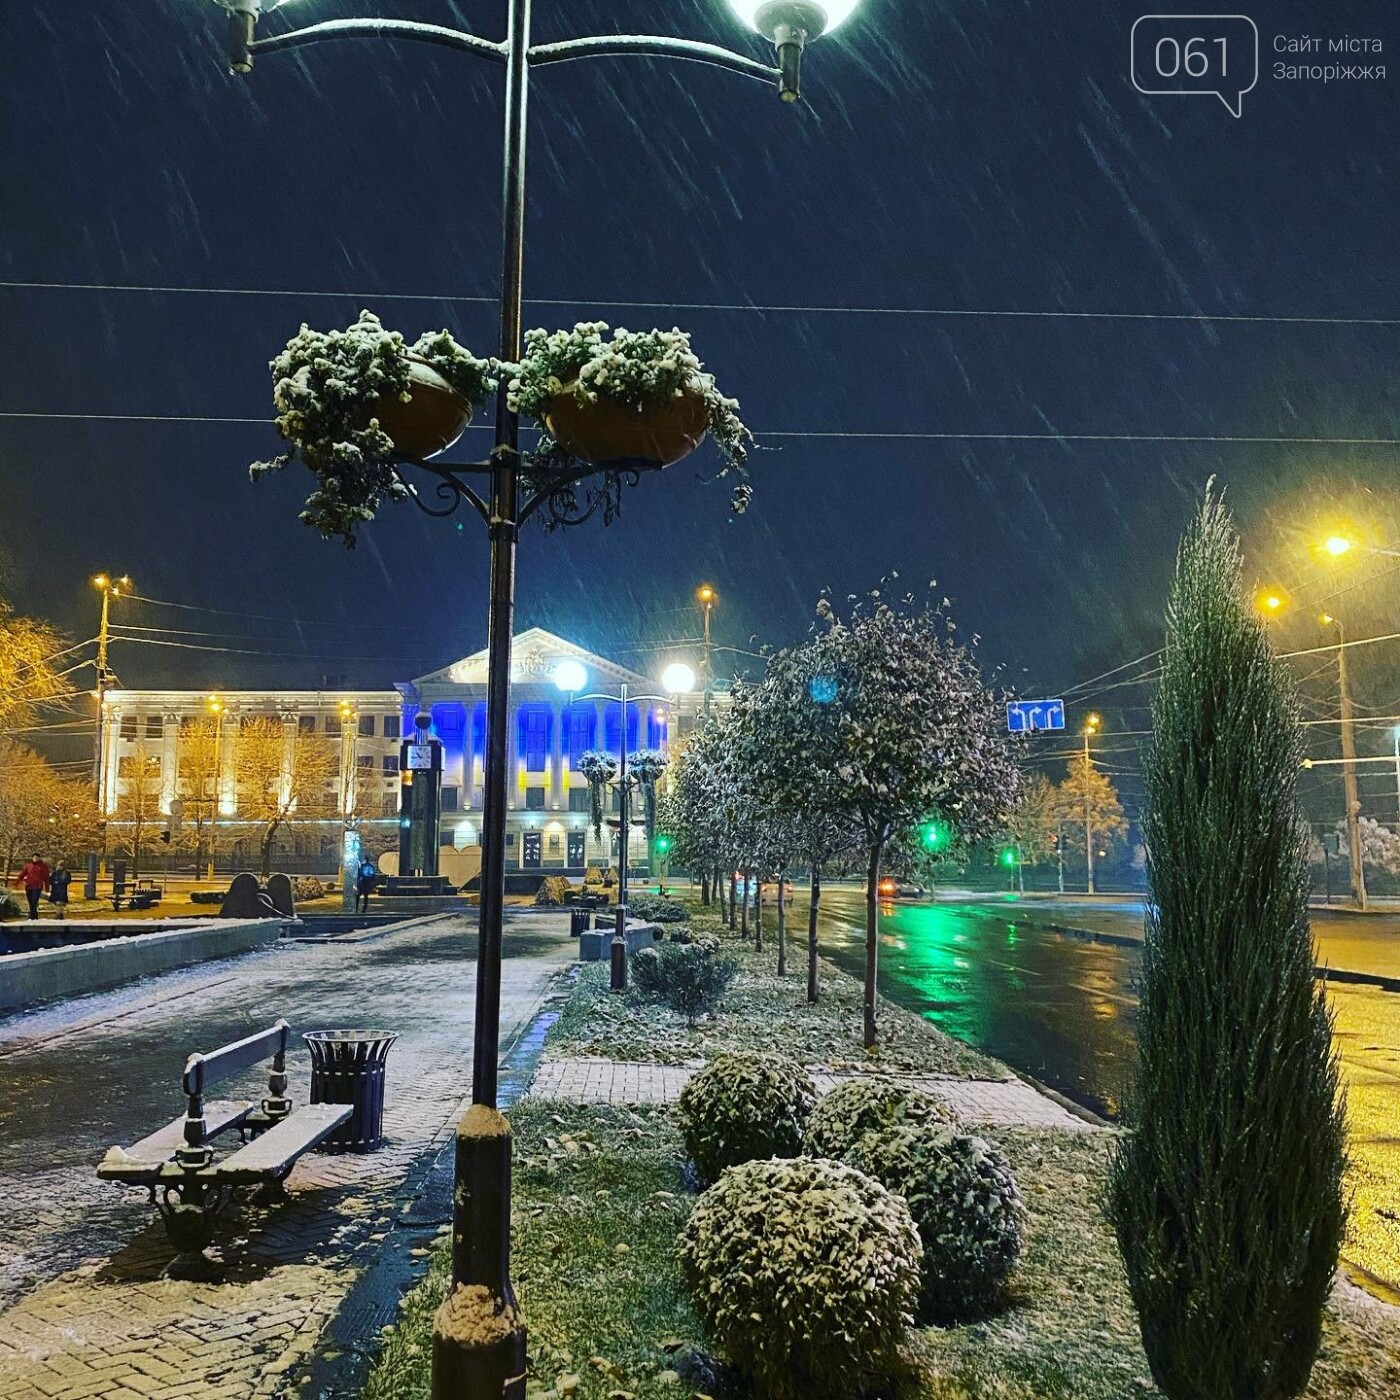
[363, 354, 473, 462]
[506, 324, 753, 510]
[542, 379, 710, 467]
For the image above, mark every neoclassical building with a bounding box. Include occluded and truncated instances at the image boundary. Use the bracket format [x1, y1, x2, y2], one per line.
[98, 628, 712, 877]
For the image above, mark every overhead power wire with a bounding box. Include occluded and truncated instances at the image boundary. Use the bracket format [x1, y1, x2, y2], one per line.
[3, 411, 1398, 449]
[3, 278, 1399, 327]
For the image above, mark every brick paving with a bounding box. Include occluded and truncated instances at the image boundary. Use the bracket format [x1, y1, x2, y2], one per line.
[529, 1056, 1103, 1131]
[0, 911, 572, 1400]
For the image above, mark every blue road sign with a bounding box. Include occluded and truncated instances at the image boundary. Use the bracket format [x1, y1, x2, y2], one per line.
[1007, 699, 1066, 733]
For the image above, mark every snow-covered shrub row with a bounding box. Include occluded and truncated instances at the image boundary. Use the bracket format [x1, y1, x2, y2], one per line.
[674, 1051, 816, 1185]
[846, 1123, 1023, 1322]
[630, 938, 737, 1026]
[677, 1156, 921, 1400]
[804, 1075, 956, 1158]
[624, 893, 690, 922]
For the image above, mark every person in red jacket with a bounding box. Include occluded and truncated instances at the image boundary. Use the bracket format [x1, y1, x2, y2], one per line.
[18, 853, 50, 920]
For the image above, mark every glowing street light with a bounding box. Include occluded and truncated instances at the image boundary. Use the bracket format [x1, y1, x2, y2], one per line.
[729, 1, 864, 100]
[1323, 535, 1355, 557]
[551, 659, 588, 695]
[661, 662, 697, 696]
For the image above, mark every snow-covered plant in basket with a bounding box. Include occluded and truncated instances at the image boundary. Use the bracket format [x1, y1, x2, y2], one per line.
[575, 750, 617, 841]
[250, 310, 496, 546]
[674, 1050, 816, 1186]
[677, 1156, 922, 1400]
[846, 1122, 1024, 1323]
[506, 321, 754, 512]
[803, 1074, 956, 1158]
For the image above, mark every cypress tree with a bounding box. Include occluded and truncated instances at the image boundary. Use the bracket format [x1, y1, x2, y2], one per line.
[1108, 491, 1347, 1400]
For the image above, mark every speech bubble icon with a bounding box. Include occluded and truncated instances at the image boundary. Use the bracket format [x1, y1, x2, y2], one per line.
[1131, 14, 1258, 117]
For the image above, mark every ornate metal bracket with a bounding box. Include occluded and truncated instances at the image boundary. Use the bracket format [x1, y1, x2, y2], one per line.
[390, 458, 493, 526]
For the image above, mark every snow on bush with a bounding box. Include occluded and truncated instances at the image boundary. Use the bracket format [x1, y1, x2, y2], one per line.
[630, 938, 737, 1026]
[677, 1156, 921, 1399]
[624, 893, 690, 922]
[533, 875, 573, 906]
[674, 1051, 816, 1185]
[804, 1075, 955, 1158]
[846, 1123, 1023, 1322]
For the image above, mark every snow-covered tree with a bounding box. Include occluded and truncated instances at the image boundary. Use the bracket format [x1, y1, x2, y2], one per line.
[232, 716, 337, 878]
[1109, 492, 1345, 1399]
[785, 594, 1020, 1046]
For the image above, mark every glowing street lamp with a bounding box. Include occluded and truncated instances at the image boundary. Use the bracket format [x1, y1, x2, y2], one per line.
[728, 1, 864, 100]
[662, 662, 697, 696]
[551, 659, 588, 695]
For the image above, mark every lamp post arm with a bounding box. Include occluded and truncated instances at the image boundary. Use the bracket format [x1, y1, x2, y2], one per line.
[528, 36, 779, 86]
[247, 18, 508, 67]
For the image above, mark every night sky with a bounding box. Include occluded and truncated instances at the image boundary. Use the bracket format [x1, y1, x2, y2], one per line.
[3, 1, 1398, 818]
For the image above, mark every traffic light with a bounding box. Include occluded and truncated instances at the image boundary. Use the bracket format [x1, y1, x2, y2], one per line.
[918, 820, 947, 852]
[653, 833, 673, 857]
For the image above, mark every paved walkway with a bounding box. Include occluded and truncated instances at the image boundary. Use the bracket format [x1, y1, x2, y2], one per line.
[0, 912, 572, 1400]
[529, 1056, 1101, 1131]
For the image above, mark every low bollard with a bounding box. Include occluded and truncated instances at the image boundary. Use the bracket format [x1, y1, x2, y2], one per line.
[610, 906, 628, 992]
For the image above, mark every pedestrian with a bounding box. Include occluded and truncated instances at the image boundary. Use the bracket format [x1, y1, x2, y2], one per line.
[49, 861, 72, 920]
[18, 853, 50, 921]
[355, 856, 379, 914]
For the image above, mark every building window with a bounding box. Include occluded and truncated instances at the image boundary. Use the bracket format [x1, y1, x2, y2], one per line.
[568, 787, 591, 813]
[525, 786, 546, 811]
[358, 714, 376, 737]
[299, 714, 316, 732]
[357, 754, 374, 770]
[441, 786, 459, 812]
[325, 714, 342, 736]
[433, 703, 466, 738]
[567, 705, 596, 764]
[146, 715, 164, 739]
[382, 754, 400, 773]
[517, 706, 552, 771]
[384, 714, 401, 739]
[119, 715, 137, 740]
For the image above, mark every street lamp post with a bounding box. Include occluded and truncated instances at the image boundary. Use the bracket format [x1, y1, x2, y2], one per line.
[555, 662, 695, 992]
[1321, 613, 1367, 910]
[696, 583, 718, 712]
[1082, 712, 1100, 895]
[90, 573, 132, 791]
[205, 2, 858, 1390]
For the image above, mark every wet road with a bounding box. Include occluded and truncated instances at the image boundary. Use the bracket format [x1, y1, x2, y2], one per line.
[814, 887, 1400, 1293]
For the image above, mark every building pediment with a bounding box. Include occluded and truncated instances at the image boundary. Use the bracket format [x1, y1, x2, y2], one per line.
[412, 628, 652, 691]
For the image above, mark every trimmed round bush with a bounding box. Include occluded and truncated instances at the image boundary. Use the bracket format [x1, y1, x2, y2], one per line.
[675, 1052, 816, 1185]
[846, 1123, 1023, 1322]
[677, 1156, 922, 1400]
[804, 1075, 956, 1158]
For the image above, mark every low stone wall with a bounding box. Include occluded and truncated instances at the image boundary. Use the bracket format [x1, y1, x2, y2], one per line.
[0, 919, 283, 1013]
[578, 922, 661, 962]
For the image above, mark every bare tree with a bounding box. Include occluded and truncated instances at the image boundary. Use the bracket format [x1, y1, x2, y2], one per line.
[233, 716, 337, 877]
[114, 738, 165, 879]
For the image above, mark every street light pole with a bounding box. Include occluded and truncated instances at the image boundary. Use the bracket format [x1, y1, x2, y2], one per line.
[1323, 614, 1367, 910]
[696, 582, 717, 713]
[209, 3, 858, 1392]
[90, 574, 132, 792]
[1082, 712, 1100, 895]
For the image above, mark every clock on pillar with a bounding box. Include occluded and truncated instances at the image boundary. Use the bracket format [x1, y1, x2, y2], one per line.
[395, 712, 450, 893]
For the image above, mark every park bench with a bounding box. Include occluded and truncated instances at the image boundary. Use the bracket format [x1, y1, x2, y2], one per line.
[111, 878, 163, 911]
[97, 1019, 350, 1257]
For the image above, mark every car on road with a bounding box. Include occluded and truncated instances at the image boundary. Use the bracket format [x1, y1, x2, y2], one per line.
[877, 878, 927, 900]
[733, 875, 795, 902]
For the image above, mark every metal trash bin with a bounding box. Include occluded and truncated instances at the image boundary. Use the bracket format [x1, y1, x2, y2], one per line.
[303, 1029, 398, 1153]
[569, 907, 592, 937]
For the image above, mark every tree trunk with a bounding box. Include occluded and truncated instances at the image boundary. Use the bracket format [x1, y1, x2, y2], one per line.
[807, 864, 822, 1003]
[260, 824, 276, 880]
[700, 872, 710, 906]
[864, 841, 883, 1048]
[776, 868, 786, 976]
[740, 868, 750, 943]
[728, 871, 737, 930]
[754, 876, 763, 955]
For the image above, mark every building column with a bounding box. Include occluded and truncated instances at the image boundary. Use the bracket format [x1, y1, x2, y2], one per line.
[550, 702, 564, 810]
[102, 706, 122, 815]
[161, 713, 179, 815]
